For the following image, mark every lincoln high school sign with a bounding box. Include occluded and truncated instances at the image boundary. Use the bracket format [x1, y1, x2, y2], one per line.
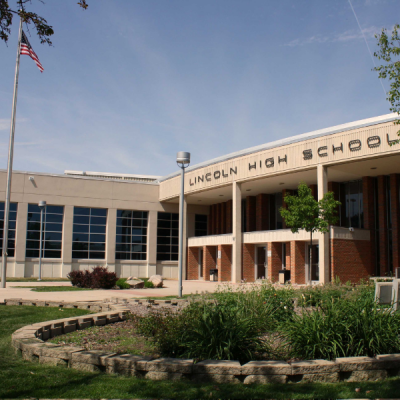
[188, 133, 399, 187]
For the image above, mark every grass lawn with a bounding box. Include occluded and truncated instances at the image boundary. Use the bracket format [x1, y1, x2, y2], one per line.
[13, 286, 92, 292]
[1, 306, 400, 398]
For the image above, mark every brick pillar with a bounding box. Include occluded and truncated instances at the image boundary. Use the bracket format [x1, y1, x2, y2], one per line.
[203, 246, 217, 281]
[221, 202, 227, 235]
[285, 242, 291, 270]
[226, 200, 232, 234]
[363, 176, 376, 276]
[187, 247, 200, 280]
[242, 243, 255, 282]
[268, 242, 282, 282]
[377, 176, 388, 275]
[391, 174, 400, 271]
[256, 194, 269, 231]
[218, 244, 232, 282]
[290, 241, 305, 284]
[246, 196, 256, 232]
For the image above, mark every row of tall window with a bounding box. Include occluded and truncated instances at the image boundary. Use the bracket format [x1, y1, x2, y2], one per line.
[0, 205, 206, 262]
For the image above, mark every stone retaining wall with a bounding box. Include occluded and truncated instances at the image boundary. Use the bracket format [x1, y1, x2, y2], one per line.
[5, 298, 400, 384]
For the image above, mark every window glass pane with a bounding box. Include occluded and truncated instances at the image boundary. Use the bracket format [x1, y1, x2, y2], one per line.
[45, 222, 62, 232]
[73, 224, 89, 233]
[10, 203, 17, 212]
[90, 224, 106, 234]
[158, 220, 171, 229]
[26, 249, 39, 258]
[157, 212, 180, 261]
[116, 217, 131, 227]
[72, 251, 88, 259]
[132, 244, 146, 253]
[8, 221, 16, 230]
[90, 233, 105, 243]
[117, 210, 132, 218]
[26, 203, 63, 258]
[116, 244, 131, 252]
[132, 219, 146, 228]
[132, 211, 145, 219]
[46, 205, 64, 214]
[72, 242, 88, 251]
[157, 236, 170, 245]
[91, 208, 107, 217]
[171, 229, 179, 237]
[72, 233, 89, 242]
[74, 207, 90, 216]
[91, 216, 107, 225]
[26, 240, 40, 249]
[90, 243, 105, 252]
[172, 213, 179, 221]
[132, 235, 146, 244]
[158, 212, 171, 220]
[132, 227, 146, 236]
[116, 226, 131, 235]
[116, 252, 129, 260]
[44, 250, 61, 258]
[90, 251, 105, 259]
[73, 215, 90, 225]
[44, 232, 62, 241]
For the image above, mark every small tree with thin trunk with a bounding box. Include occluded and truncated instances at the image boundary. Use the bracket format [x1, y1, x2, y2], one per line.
[280, 182, 340, 284]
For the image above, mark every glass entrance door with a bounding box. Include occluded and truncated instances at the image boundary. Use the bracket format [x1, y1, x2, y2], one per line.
[256, 246, 267, 279]
[309, 244, 319, 281]
[199, 248, 204, 279]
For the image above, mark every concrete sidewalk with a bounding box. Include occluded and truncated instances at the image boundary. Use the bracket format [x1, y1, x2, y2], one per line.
[0, 279, 225, 302]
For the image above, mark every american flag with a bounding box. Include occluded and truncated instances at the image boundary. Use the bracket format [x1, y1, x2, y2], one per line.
[20, 31, 44, 72]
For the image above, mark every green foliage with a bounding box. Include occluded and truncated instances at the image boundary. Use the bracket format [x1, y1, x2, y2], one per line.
[0, 0, 88, 45]
[116, 278, 130, 289]
[374, 24, 400, 138]
[282, 287, 400, 360]
[144, 280, 155, 288]
[280, 182, 340, 235]
[134, 284, 294, 362]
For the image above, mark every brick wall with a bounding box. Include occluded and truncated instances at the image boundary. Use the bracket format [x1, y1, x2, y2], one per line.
[256, 194, 269, 231]
[268, 242, 282, 282]
[390, 174, 400, 271]
[246, 196, 256, 232]
[290, 241, 306, 284]
[187, 247, 200, 280]
[331, 239, 373, 283]
[242, 243, 255, 282]
[377, 176, 388, 275]
[203, 246, 217, 281]
[284, 242, 291, 270]
[218, 244, 232, 282]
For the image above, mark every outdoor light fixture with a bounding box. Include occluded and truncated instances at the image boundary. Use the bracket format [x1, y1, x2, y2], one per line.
[37, 200, 46, 281]
[176, 152, 190, 298]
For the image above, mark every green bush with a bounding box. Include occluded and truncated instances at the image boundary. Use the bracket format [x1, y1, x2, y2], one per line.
[282, 289, 400, 360]
[133, 298, 270, 362]
[144, 280, 154, 288]
[116, 278, 130, 289]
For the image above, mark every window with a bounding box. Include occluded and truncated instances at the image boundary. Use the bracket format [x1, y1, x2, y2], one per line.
[26, 204, 63, 258]
[72, 207, 107, 259]
[195, 214, 208, 237]
[339, 180, 364, 228]
[115, 210, 147, 260]
[157, 212, 179, 261]
[0, 202, 17, 257]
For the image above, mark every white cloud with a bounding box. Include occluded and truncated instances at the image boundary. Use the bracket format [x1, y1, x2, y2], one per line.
[285, 26, 380, 47]
[0, 119, 9, 131]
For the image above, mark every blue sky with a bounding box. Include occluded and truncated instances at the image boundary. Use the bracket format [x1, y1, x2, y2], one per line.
[0, 0, 398, 177]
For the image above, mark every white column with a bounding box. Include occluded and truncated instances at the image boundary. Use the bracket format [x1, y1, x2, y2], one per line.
[232, 181, 242, 283]
[182, 196, 188, 280]
[317, 164, 330, 284]
[146, 210, 157, 277]
[61, 205, 73, 277]
[14, 202, 28, 277]
[106, 208, 116, 274]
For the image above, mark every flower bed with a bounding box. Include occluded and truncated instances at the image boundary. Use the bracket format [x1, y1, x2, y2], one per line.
[6, 297, 400, 384]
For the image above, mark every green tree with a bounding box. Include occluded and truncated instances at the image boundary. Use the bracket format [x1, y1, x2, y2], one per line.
[280, 182, 340, 284]
[374, 24, 400, 141]
[1, 0, 88, 45]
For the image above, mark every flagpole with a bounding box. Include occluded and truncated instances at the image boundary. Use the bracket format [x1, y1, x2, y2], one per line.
[1, 15, 23, 289]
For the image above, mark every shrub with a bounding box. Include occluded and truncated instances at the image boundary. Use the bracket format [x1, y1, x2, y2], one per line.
[144, 280, 154, 288]
[282, 289, 400, 360]
[67, 266, 117, 289]
[116, 278, 130, 289]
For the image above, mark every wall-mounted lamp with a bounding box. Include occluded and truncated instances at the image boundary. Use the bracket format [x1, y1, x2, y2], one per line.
[29, 176, 37, 188]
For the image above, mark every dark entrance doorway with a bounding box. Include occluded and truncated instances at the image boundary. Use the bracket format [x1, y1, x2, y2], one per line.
[256, 246, 267, 279]
[309, 244, 319, 281]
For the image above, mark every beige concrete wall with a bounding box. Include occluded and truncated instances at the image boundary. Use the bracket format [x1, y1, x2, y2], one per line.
[160, 120, 400, 200]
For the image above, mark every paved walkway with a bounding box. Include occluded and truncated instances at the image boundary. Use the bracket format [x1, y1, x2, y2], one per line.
[0, 279, 225, 302]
